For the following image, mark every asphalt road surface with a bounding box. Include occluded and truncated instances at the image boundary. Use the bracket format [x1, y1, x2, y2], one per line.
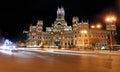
[0, 50, 120, 72]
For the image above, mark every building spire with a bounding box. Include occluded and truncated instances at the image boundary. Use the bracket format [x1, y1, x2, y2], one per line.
[57, 6, 65, 20]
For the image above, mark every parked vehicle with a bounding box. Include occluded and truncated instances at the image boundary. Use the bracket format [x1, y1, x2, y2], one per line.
[111, 45, 120, 51]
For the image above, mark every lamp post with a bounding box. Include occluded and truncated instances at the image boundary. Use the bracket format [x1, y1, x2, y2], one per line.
[105, 15, 117, 51]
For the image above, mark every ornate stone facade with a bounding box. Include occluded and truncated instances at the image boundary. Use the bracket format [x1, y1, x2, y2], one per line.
[26, 7, 116, 49]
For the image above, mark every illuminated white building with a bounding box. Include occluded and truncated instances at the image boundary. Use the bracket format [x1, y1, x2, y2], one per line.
[25, 7, 116, 49]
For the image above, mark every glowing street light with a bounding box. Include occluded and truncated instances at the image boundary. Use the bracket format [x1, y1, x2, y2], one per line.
[91, 25, 95, 29]
[96, 24, 102, 29]
[105, 15, 117, 23]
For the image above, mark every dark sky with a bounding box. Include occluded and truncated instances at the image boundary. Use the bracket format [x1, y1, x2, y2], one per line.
[0, 0, 118, 42]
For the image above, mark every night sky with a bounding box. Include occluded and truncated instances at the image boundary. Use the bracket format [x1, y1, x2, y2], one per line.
[0, 0, 118, 42]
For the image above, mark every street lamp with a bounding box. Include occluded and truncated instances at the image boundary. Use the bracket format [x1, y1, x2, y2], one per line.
[105, 16, 116, 23]
[105, 15, 117, 51]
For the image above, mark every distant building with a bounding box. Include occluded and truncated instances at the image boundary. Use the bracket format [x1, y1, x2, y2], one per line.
[25, 7, 116, 49]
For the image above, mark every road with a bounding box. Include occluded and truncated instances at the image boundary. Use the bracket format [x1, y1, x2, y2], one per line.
[0, 49, 120, 72]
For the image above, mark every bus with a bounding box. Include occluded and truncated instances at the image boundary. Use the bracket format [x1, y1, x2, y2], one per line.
[111, 45, 120, 51]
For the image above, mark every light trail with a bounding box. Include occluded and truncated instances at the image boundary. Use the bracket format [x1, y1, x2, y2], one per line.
[0, 47, 119, 58]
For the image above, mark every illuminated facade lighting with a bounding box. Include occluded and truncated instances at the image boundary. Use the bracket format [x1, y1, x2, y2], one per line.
[23, 7, 117, 50]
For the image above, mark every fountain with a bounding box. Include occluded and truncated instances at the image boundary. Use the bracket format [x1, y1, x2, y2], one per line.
[0, 39, 17, 55]
[1, 39, 16, 50]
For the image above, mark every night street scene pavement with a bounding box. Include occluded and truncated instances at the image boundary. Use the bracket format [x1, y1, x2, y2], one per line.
[0, 47, 120, 72]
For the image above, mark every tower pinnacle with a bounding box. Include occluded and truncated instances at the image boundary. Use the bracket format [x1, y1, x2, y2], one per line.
[57, 7, 65, 20]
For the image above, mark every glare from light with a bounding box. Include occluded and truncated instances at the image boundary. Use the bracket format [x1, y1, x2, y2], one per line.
[81, 30, 87, 34]
[96, 24, 102, 28]
[105, 15, 117, 23]
[0, 49, 13, 55]
[91, 25, 95, 28]
[0, 39, 17, 55]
